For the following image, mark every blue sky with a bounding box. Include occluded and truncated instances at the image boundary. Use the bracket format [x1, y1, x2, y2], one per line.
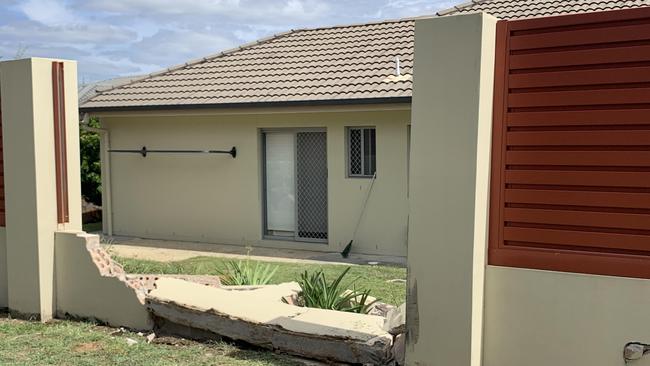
[0, 0, 456, 84]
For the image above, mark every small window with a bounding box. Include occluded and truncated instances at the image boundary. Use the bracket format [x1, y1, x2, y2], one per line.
[347, 127, 376, 177]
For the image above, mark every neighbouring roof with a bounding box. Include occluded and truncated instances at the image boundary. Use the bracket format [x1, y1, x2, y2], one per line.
[81, 0, 650, 112]
[78, 75, 144, 104]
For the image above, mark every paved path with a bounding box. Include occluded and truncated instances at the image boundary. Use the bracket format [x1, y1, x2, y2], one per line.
[102, 235, 406, 267]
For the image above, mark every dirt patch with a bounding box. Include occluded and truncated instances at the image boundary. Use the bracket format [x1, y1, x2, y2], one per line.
[73, 342, 103, 353]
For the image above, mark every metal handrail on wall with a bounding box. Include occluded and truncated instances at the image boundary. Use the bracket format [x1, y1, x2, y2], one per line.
[109, 146, 237, 158]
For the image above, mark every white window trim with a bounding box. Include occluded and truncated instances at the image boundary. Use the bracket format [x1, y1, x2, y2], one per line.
[346, 126, 376, 178]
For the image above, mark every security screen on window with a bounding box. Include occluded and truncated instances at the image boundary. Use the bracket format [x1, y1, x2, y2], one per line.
[347, 127, 376, 177]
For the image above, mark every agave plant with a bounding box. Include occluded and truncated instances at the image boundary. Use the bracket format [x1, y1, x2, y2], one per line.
[216, 259, 278, 286]
[295, 267, 378, 314]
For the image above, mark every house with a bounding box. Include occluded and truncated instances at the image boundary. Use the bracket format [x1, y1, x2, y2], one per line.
[80, 0, 650, 257]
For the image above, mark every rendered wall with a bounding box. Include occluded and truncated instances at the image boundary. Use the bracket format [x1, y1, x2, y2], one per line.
[484, 266, 650, 366]
[406, 13, 496, 366]
[98, 107, 410, 256]
[55, 231, 152, 330]
[0, 58, 82, 319]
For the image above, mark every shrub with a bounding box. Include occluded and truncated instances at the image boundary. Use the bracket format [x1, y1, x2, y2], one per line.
[295, 267, 378, 314]
[80, 117, 102, 205]
[216, 259, 278, 286]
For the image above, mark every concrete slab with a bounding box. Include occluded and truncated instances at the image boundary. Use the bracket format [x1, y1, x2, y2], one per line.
[146, 278, 393, 364]
[103, 235, 406, 267]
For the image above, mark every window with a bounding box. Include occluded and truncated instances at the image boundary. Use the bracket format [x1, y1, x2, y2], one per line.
[262, 129, 328, 242]
[347, 127, 376, 177]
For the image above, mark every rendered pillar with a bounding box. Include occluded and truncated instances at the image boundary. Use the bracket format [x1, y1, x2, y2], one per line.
[406, 13, 497, 366]
[0, 58, 82, 320]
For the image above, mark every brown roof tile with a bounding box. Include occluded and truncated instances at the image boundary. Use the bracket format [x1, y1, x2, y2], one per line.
[81, 0, 650, 111]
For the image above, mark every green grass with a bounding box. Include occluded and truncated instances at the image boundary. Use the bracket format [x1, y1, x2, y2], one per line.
[117, 256, 407, 306]
[0, 313, 298, 366]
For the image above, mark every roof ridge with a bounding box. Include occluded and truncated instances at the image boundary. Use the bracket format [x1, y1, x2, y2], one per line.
[436, 0, 492, 16]
[83, 29, 297, 101]
[289, 17, 415, 33]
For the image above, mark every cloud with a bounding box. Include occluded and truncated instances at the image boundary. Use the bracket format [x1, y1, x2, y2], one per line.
[2, 0, 454, 82]
[18, 0, 74, 26]
[77, 56, 149, 84]
[106, 28, 236, 66]
[0, 42, 88, 60]
[81, 0, 330, 24]
[0, 21, 137, 44]
[373, 0, 457, 18]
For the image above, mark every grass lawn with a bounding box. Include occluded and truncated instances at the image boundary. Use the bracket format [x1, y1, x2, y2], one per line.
[117, 256, 407, 306]
[0, 313, 299, 366]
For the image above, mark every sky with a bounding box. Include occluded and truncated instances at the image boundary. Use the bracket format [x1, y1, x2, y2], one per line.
[0, 0, 457, 84]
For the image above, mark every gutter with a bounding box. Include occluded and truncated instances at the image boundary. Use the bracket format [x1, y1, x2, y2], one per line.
[80, 96, 412, 114]
[79, 113, 113, 236]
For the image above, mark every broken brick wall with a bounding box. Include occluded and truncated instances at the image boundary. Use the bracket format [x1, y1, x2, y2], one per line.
[54, 231, 152, 330]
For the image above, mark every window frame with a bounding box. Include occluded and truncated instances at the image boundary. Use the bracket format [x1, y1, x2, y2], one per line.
[260, 127, 329, 244]
[346, 126, 376, 178]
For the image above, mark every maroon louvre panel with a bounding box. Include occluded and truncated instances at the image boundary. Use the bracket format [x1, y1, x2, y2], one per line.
[0, 90, 5, 226]
[52, 62, 69, 224]
[489, 7, 650, 279]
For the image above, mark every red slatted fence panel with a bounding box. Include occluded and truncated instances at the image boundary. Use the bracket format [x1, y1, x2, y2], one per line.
[52, 61, 69, 224]
[0, 90, 5, 227]
[489, 7, 650, 278]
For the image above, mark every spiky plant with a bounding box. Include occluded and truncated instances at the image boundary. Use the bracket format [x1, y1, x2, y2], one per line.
[295, 267, 378, 314]
[216, 259, 278, 286]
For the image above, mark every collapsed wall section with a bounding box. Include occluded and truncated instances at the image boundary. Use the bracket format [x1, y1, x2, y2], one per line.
[54, 231, 152, 330]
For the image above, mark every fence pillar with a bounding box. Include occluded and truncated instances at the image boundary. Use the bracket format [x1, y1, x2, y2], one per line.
[0, 58, 82, 320]
[406, 13, 497, 366]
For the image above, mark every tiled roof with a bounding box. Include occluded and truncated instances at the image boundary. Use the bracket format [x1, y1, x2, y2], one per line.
[438, 0, 650, 19]
[81, 0, 650, 111]
[81, 20, 414, 110]
[78, 75, 144, 104]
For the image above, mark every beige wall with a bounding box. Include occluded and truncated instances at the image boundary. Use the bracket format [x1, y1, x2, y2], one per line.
[55, 231, 152, 330]
[407, 13, 496, 366]
[407, 12, 650, 366]
[0, 58, 81, 319]
[99, 106, 410, 256]
[0, 228, 6, 308]
[484, 266, 650, 366]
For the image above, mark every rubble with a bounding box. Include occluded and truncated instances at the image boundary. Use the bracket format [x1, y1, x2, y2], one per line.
[386, 279, 406, 284]
[109, 327, 126, 336]
[392, 333, 406, 365]
[369, 302, 396, 317]
[383, 303, 406, 335]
